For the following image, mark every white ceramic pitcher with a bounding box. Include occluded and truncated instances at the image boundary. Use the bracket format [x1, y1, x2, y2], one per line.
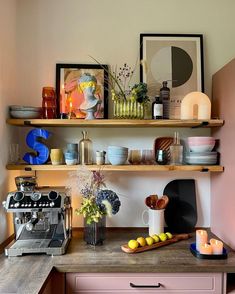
[142, 208, 165, 236]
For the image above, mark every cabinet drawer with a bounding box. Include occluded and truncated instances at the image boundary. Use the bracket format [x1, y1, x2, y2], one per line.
[66, 272, 223, 293]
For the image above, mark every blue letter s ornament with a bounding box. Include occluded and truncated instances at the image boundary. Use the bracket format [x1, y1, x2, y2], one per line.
[23, 128, 51, 164]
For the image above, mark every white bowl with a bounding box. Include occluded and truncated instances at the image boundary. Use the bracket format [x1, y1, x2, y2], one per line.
[10, 105, 41, 111]
[10, 110, 41, 119]
[188, 136, 215, 141]
[189, 144, 215, 152]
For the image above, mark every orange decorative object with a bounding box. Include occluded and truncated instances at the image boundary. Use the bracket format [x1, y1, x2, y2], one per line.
[42, 87, 57, 119]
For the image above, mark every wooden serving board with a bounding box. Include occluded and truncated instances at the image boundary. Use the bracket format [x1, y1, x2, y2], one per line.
[121, 234, 191, 254]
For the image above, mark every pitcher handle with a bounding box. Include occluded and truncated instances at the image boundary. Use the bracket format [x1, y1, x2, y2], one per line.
[142, 209, 149, 225]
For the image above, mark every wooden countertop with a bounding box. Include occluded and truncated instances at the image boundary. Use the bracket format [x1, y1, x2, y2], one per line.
[0, 229, 235, 294]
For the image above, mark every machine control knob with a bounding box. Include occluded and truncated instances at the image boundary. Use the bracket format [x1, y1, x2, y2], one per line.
[50, 202, 55, 207]
[14, 202, 20, 208]
[48, 191, 58, 201]
[13, 192, 24, 202]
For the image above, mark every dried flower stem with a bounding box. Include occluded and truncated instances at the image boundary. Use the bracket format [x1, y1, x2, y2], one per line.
[89, 55, 127, 99]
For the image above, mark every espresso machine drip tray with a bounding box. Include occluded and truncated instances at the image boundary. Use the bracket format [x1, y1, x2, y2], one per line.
[6, 238, 70, 256]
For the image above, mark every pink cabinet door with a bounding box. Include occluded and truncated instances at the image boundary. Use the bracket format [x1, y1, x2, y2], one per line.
[66, 272, 224, 293]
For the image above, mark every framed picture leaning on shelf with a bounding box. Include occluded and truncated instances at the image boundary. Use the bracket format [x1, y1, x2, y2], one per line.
[56, 64, 108, 119]
[140, 34, 204, 119]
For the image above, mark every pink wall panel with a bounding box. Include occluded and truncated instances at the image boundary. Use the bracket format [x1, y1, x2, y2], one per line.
[211, 58, 235, 249]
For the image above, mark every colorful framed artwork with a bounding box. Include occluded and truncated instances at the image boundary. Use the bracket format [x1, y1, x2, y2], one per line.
[56, 64, 108, 119]
[140, 34, 204, 119]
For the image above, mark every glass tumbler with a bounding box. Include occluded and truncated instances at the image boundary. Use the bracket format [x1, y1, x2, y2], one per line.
[128, 150, 141, 164]
[141, 149, 154, 165]
[156, 149, 168, 165]
[9, 143, 20, 164]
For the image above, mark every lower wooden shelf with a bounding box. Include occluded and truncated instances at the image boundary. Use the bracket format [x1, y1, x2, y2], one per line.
[6, 164, 224, 172]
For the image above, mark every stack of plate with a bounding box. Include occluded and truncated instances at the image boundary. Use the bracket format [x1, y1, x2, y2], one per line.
[185, 151, 218, 165]
[9, 105, 42, 119]
[185, 137, 217, 165]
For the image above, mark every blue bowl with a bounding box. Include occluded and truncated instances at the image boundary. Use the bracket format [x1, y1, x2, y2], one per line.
[108, 155, 128, 165]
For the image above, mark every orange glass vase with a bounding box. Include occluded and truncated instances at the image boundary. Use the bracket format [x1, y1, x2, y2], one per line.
[42, 87, 57, 119]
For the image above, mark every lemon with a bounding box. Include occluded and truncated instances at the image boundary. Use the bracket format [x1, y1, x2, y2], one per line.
[145, 236, 154, 246]
[136, 237, 146, 247]
[158, 233, 167, 242]
[166, 232, 173, 239]
[151, 234, 160, 243]
[128, 239, 139, 249]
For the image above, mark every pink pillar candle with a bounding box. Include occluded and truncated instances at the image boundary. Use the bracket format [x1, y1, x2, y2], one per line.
[196, 230, 208, 251]
[210, 239, 223, 255]
[199, 243, 213, 255]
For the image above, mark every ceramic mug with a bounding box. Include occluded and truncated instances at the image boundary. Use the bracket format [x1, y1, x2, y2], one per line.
[96, 151, 106, 165]
[142, 208, 165, 236]
[67, 143, 78, 152]
[50, 149, 64, 165]
[64, 151, 78, 165]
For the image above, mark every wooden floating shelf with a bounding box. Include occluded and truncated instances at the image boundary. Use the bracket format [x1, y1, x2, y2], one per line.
[6, 118, 224, 128]
[6, 164, 224, 172]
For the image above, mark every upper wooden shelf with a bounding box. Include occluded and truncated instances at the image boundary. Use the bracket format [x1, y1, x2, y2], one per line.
[6, 119, 224, 128]
[6, 164, 224, 172]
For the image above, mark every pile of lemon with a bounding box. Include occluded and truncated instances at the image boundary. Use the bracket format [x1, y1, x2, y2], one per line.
[128, 232, 173, 249]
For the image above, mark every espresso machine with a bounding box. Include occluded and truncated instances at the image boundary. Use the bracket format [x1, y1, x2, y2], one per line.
[3, 182, 72, 257]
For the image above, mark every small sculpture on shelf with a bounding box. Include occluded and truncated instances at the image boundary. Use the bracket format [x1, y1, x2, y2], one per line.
[78, 73, 101, 120]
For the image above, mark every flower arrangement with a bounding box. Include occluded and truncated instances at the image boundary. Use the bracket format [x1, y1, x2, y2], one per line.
[90, 56, 149, 104]
[66, 166, 121, 224]
[110, 65, 149, 105]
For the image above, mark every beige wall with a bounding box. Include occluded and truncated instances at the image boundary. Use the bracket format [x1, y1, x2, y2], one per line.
[15, 0, 235, 103]
[0, 0, 18, 242]
[2, 0, 235, 231]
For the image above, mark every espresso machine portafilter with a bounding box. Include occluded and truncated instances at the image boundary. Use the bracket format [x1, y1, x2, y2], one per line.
[2, 184, 72, 257]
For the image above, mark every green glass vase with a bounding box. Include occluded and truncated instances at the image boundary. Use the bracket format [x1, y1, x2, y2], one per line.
[113, 98, 145, 119]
